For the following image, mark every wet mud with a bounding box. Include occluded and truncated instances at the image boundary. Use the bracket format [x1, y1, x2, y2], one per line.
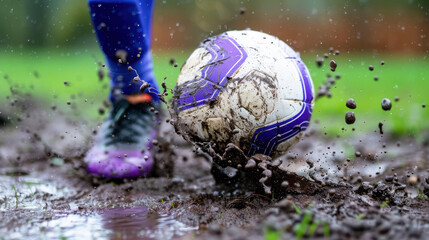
[1, 95, 429, 239]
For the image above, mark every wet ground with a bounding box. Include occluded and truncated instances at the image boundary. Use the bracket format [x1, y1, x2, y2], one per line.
[1, 97, 429, 240]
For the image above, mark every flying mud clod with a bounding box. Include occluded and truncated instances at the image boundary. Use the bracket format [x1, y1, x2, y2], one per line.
[381, 98, 392, 111]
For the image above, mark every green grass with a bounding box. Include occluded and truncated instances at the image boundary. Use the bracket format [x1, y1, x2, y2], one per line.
[417, 188, 428, 200]
[308, 54, 429, 136]
[355, 213, 366, 221]
[12, 184, 18, 208]
[295, 211, 312, 239]
[293, 202, 302, 214]
[264, 227, 283, 240]
[0, 49, 428, 135]
[0, 49, 186, 121]
[307, 220, 319, 236]
[322, 221, 330, 237]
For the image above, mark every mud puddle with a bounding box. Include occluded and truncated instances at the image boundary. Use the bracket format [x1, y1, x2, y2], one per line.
[0, 160, 199, 240]
[2, 206, 197, 240]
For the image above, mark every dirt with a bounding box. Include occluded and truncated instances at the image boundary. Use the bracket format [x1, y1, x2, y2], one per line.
[345, 112, 356, 125]
[329, 60, 337, 72]
[381, 98, 392, 111]
[346, 98, 356, 109]
[1, 87, 429, 239]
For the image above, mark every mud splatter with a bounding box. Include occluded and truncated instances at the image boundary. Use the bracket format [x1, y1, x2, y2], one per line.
[330, 60, 337, 72]
[345, 112, 356, 124]
[346, 98, 357, 109]
[316, 57, 323, 67]
[381, 98, 392, 111]
[378, 122, 384, 134]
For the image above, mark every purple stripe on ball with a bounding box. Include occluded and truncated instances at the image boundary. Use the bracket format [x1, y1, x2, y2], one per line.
[174, 35, 248, 112]
[296, 59, 314, 104]
[248, 103, 312, 156]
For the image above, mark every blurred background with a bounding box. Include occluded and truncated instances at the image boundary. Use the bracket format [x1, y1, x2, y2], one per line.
[1, 0, 428, 52]
[0, 0, 428, 136]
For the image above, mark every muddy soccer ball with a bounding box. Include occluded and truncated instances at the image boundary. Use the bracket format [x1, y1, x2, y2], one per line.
[171, 30, 315, 157]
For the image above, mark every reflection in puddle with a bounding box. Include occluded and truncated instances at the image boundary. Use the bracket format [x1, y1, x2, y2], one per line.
[11, 206, 197, 240]
[100, 206, 197, 239]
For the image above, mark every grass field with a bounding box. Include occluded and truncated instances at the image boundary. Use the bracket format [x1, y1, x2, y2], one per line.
[0, 49, 428, 137]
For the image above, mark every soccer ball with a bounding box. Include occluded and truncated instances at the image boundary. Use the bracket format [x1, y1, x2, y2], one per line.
[171, 30, 314, 157]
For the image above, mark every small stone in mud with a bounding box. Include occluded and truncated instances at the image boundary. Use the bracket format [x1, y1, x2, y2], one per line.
[378, 122, 384, 134]
[316, 57, 323, 67]
[369, 65, 374, 71]
[408, 175, 418, 184]
[345, 112, 356, 124]
[381, 98, 392, 111]
[346, 98, 357, 109]
[374, 76, 379, 81]
[281, 181, 289, 188]
[380, 60, 385, 65]
[355, 151, 362, 157]
[330, 60, 337, 72]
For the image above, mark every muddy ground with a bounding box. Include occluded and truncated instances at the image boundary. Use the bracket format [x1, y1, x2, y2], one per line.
[0, 97, 429, 240]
